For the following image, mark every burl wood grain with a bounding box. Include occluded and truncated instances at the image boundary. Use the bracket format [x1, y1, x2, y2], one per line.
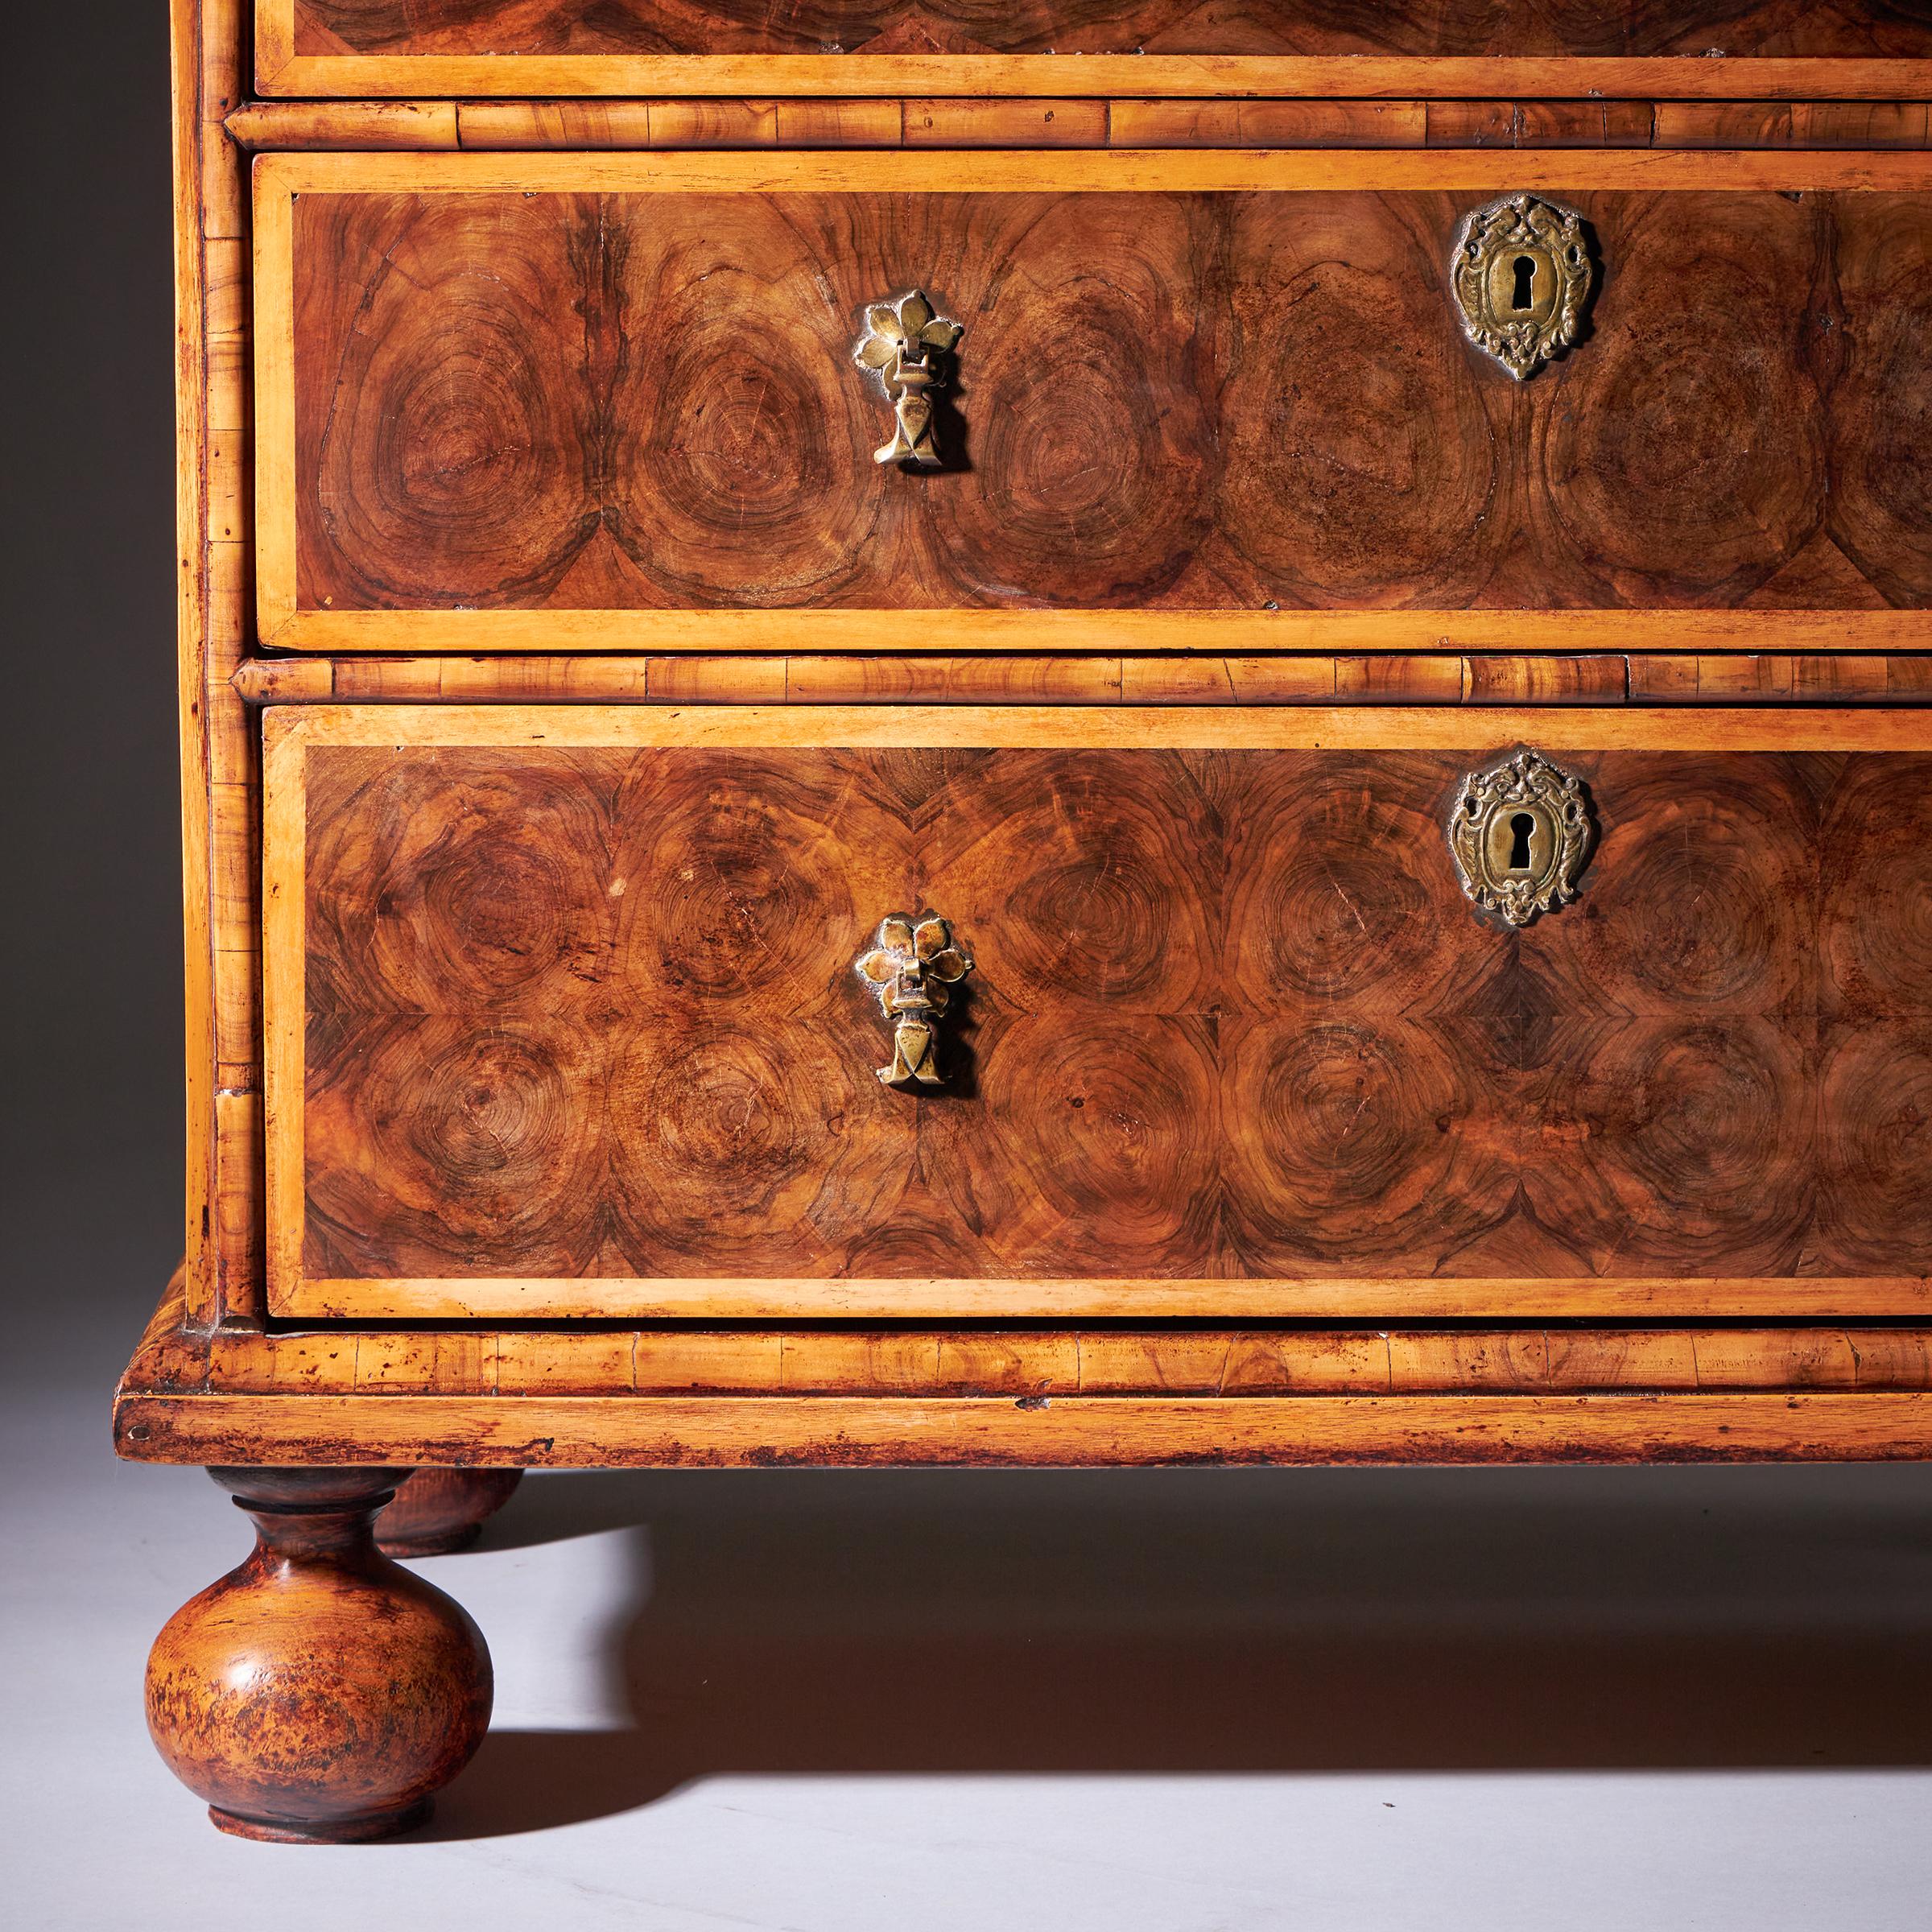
[291, 1, 1932, 60]
[287, 187, 1932, 617]
[298, 745, 1931, 1293]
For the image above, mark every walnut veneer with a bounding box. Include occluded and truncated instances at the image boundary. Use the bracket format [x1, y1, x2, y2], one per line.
[121, 0, 1932, 1843]
[278, 733, 1930, 1315]
[274, 175, 1930, 624]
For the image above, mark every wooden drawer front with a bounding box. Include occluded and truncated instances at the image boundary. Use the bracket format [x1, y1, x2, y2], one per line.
[257, 2, 1932, 97]
[256, 152, 1932, 654]
[262, 706, 1932, 1320]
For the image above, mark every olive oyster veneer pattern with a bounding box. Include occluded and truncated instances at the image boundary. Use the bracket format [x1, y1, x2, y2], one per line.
[299, 746, 1932, 1286]
[287, 188, 1932, 615]
[290, 0, 1932, 59]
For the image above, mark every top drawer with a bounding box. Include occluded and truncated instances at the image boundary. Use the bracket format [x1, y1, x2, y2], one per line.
[255, 151, 1932, 654]
[258, 2, 1932, 97]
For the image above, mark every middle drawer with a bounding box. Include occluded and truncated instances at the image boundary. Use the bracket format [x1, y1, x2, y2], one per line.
[254, 150, 1932, 654]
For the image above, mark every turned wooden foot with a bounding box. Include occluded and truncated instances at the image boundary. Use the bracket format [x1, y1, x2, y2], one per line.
[377, 1468, 525, 1558]
[146, 1468, 493, 1843]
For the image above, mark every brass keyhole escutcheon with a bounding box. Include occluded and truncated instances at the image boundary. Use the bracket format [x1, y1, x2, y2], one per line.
[1451, 194, 1594, 380]
[1447, 749, 1594, 928]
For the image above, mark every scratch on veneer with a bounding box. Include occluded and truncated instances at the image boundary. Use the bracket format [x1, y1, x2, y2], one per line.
[1322, 864, 1370, 936]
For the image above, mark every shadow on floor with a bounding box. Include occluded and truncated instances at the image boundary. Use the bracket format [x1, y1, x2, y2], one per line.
[424, 1464, 1932, 1840]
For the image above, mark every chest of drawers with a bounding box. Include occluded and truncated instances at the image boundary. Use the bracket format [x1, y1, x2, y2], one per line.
[119, 0, 1932, 1843]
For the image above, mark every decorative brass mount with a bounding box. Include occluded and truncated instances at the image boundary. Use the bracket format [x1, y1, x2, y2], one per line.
[1450, 194, 1593, 380]
[853, 289, 963, 467]
[1447, 749, 1594, 927]
[854, 913, 974, 1088]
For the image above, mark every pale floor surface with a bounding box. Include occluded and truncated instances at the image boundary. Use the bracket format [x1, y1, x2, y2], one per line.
[8, 1294, 1932, 1932]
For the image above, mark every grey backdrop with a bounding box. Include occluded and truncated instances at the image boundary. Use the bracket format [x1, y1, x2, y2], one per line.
[8, 4, 179, 1347]
[4, 10, 1930, 1926]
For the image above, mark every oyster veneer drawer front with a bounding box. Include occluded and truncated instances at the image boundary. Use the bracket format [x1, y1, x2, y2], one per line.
[262, 704, 1932, 1321]
[254, 151, 1932, 654]
[256, 0, 1932, 97]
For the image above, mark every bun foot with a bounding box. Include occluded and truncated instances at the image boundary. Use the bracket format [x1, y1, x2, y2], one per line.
[147, 1468, 493, 1842]
[378, 1468, 525, 1558]
[208, 1797, 431, 1844]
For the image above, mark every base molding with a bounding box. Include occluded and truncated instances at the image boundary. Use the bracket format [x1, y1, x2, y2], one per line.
[116, 1272, 1932, 1469]
[115, 1387, 1932, 1468]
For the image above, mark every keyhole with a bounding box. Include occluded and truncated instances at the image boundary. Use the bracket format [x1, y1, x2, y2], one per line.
[1511, 255, 1536, 310]
[1507, 812, 1535, 870]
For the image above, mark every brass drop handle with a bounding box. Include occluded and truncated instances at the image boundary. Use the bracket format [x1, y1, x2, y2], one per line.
[853, 289, 963, 468]
[855, 913, 974, 1088]
[1447, 749, 1594, 927]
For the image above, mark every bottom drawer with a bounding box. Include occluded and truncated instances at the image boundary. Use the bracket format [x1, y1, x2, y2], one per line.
[262, 705, 1932, 1322]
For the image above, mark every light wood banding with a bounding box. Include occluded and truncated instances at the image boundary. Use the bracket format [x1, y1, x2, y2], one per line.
[225, 97, 1932, 153]
[231, 653, 1932, 708]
